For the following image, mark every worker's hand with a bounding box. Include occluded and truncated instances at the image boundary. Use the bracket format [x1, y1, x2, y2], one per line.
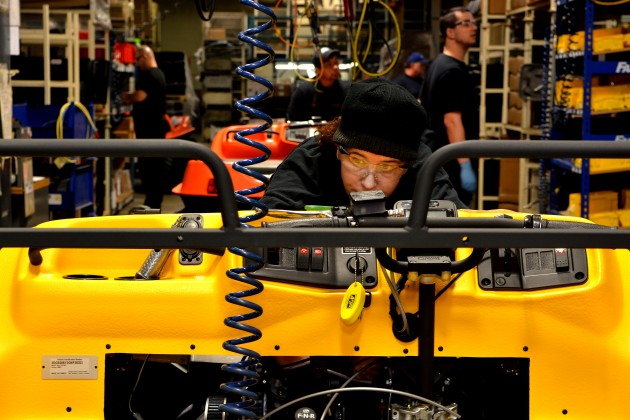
[459, 160, 477, 193]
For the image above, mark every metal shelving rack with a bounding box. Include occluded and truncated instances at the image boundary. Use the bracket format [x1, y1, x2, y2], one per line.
[546, 0, 630, 218]
[475, 0, 506, 210]
[476, 0, 553, 212]
[201, 11, 247, 138]
[14, 5, 83, 105]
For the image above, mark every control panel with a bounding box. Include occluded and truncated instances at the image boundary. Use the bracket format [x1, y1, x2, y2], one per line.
[477, 247, 588, 290]
[252, 200, 460, 288]
[253, 246, 378, 289]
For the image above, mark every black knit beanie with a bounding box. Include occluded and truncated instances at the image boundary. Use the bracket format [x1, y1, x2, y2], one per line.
[332, 78, 427, 161]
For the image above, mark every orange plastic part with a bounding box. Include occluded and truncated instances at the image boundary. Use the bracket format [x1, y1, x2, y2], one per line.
[172, 159, 266, 198]
[165, 114, 196, 139]
[172, 123, 300, 197]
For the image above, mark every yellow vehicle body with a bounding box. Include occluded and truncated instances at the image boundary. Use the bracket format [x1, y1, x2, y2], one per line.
[1, 209, 629, 418]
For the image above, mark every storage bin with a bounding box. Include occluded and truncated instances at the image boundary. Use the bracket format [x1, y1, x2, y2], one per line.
[13, 103, 95, 139]
[48, 162, 95, 216]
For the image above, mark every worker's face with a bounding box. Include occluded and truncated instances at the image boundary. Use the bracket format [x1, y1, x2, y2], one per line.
[449, 11, 477, 47]
[135, 52, 148, 70]
[337, 146, 409, 197]
[409, 62, 426, 77]
[318, 56, 341, 86]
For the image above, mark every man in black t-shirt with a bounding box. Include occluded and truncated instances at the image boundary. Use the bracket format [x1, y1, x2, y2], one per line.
[421, 7, 479, 207]
[286, 47, 350, 122]
[121, 45, 170, 209]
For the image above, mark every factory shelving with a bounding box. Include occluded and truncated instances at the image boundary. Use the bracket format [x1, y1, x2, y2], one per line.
[13, 5, 83, 105]
[475, 0, 507, 210]
[476, 0, 553, 212]
[545, 0, 630, 219]
[200, 12, 247, 139]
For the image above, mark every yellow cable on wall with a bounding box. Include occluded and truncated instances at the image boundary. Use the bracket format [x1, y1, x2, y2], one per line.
[351, 0, 401, 79]
[54, 101, 98, 168]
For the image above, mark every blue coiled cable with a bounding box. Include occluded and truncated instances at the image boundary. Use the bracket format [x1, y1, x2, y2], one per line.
[220, 1, 276, 418]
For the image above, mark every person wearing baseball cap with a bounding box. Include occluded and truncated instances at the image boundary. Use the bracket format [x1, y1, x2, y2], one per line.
[263, 78, 464, 210]
[286, 47, 351, 122]
[393, 52, 430, 99]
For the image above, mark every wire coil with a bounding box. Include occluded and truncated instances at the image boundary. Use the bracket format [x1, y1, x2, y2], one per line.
[219, 1, 277, 418]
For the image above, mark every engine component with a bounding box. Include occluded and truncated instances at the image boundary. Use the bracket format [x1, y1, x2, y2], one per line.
[391, 402, 459, 420]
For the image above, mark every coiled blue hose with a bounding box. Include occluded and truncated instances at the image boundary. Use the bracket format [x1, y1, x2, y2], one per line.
[220, 1, 277, 418]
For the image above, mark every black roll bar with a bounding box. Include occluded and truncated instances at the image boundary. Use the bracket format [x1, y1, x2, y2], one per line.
[411, 140, 630, 228]
[0, 139, 628, 251]
[0, 138, 241, 229]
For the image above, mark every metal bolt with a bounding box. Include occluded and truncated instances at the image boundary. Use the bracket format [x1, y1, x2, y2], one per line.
[496, 277, 506, 286]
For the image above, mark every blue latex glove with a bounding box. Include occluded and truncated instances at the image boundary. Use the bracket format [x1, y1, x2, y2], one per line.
[459, 160, 477, 193]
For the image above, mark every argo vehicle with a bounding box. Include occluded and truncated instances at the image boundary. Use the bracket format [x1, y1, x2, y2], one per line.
[1, 139, 630, 419]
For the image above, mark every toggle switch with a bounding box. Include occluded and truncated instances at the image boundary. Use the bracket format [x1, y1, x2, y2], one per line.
[311, 247, 325, 271]
[296, 247, 310, 270]
[554, 248, 570, 271]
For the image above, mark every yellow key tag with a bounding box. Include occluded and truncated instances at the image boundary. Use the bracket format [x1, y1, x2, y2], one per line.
[340, 282, 366, 325]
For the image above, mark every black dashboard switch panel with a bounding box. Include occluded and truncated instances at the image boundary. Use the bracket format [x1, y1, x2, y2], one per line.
[478, 248, 588, 291]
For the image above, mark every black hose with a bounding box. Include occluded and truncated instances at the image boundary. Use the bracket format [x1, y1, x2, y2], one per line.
[194, 0, 215, 21]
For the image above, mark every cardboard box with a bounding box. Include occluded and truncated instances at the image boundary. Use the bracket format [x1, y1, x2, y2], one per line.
[618, 209, 630, 227]
[488, 0, 507, 14]
[499, 158, 520, 204]
[205, 28, 227, 41]
[589, 211, 619, 227]
[113, 116, 135, 139]
[509, 55, 524, 75]
[21, 0, 89, 7]
[573, 158, 630, 175]
[566, 190, 618, 217]
[509, 73, 520, 91]
[510, 0, 527, 10]
[527, 0, 549, 6]
[509, 91, 523, 109]
[112, 169, 133, 212]
[508, 106, 522, 126]
[489, 23, 505, 46]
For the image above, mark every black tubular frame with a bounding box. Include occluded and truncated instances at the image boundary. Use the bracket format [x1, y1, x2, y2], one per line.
[1, 138, 630, 251]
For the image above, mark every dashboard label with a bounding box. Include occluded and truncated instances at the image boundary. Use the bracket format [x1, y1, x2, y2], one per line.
[342, 247, 372, 254]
